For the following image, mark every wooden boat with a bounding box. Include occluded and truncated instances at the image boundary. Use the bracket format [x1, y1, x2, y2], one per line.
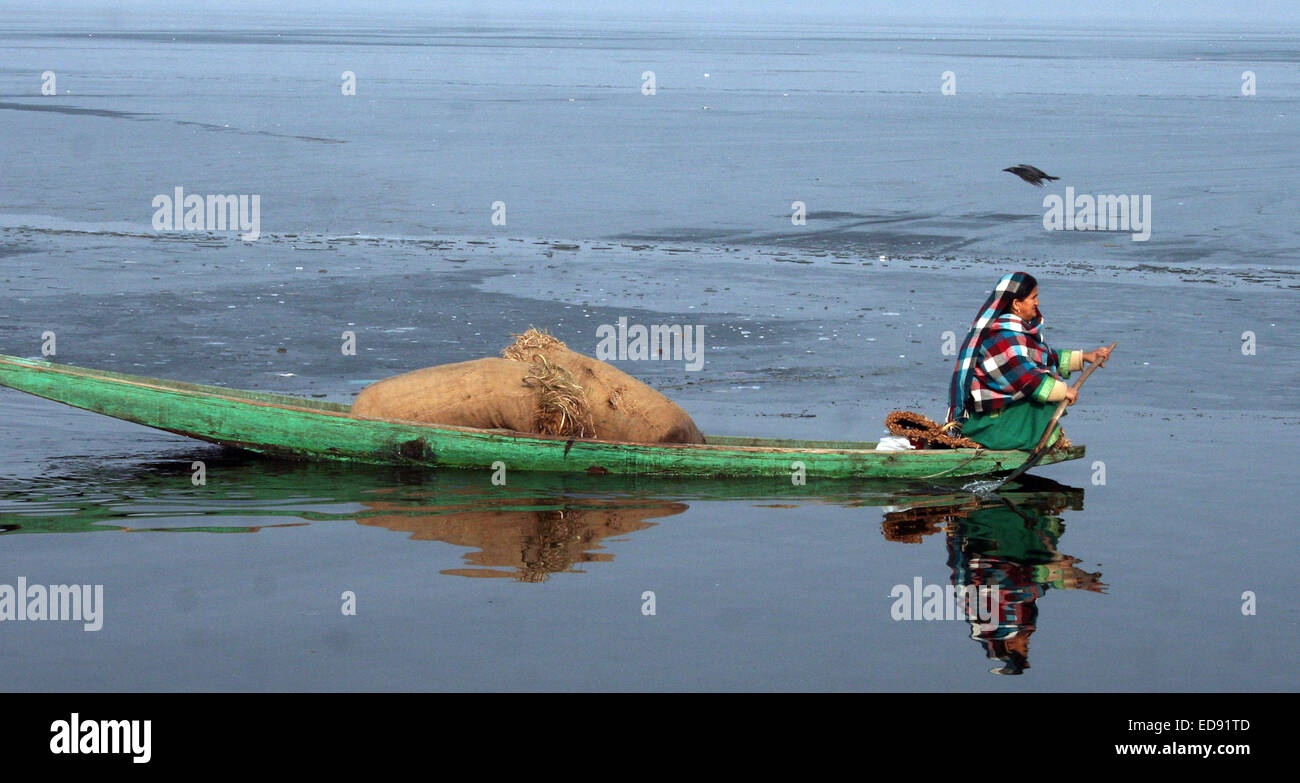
[0, 354, 1084, 479]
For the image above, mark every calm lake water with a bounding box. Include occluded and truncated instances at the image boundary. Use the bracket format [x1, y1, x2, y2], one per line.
[0, 9, 1297, 691]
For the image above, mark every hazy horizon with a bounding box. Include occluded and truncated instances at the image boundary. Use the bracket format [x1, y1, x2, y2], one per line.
[4, 0, 1300, 31]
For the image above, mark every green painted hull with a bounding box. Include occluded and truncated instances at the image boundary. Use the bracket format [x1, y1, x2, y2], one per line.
[0, 354, 1084, 478]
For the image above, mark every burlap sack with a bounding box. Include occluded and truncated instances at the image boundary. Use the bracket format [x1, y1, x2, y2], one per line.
[350, 330, 705, 445]
[351, 358, 537, 432]
[502, 330, 705, 444]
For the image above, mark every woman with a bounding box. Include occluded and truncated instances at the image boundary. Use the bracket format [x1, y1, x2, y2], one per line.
[947, 272, 1111, 451]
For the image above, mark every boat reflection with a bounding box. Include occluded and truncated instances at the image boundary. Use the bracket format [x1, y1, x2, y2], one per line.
[2, 451, 1101, 606]
[0, 453, 693, 582]
[881, 480, 1105, 674]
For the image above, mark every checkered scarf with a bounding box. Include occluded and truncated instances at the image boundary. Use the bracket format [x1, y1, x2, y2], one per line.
[947, 273, 1058, 422]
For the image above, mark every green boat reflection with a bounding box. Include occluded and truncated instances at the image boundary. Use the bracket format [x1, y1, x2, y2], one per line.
[3, 450, 1099, 593]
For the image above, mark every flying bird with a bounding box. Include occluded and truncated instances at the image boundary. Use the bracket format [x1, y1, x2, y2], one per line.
[1002, 164, 1059, 187]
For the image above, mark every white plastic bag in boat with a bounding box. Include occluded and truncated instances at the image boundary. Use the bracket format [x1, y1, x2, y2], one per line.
[875, 435, 915, 451]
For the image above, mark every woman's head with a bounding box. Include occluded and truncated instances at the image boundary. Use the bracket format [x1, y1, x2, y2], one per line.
[1008, 273, 1039, 321]
[947, 271, 1045, 422]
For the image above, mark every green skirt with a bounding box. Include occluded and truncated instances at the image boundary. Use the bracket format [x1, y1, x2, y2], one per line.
[961, 400, 1064, 451]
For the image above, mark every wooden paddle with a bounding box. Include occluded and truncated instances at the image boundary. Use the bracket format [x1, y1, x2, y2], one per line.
[989, 342, 1117, 490]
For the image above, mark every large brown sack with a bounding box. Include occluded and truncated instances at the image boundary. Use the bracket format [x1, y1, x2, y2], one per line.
[351, 358, 538, 432]
[502, 330, 705, 444]
[350, 331, 706, 445]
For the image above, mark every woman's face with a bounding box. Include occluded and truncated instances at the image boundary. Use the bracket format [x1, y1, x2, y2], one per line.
[1011, 287, 1039, 320]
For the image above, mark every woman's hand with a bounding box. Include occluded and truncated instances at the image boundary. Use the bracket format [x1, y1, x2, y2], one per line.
[1083, 345, 1112, 367]
[1064, 387, 1079, 406]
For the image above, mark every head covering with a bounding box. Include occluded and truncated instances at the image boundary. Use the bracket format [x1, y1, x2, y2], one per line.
[947, 272, 1038, 423]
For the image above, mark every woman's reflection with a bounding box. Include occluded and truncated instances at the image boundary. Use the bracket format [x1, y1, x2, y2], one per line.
[883, 488, 1104, 675]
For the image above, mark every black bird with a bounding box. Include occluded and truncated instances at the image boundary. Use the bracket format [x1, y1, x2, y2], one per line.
[1002, 164, 1059, 187]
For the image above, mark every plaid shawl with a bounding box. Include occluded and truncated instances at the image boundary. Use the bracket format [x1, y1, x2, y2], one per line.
[947, 273, 1058, 422]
